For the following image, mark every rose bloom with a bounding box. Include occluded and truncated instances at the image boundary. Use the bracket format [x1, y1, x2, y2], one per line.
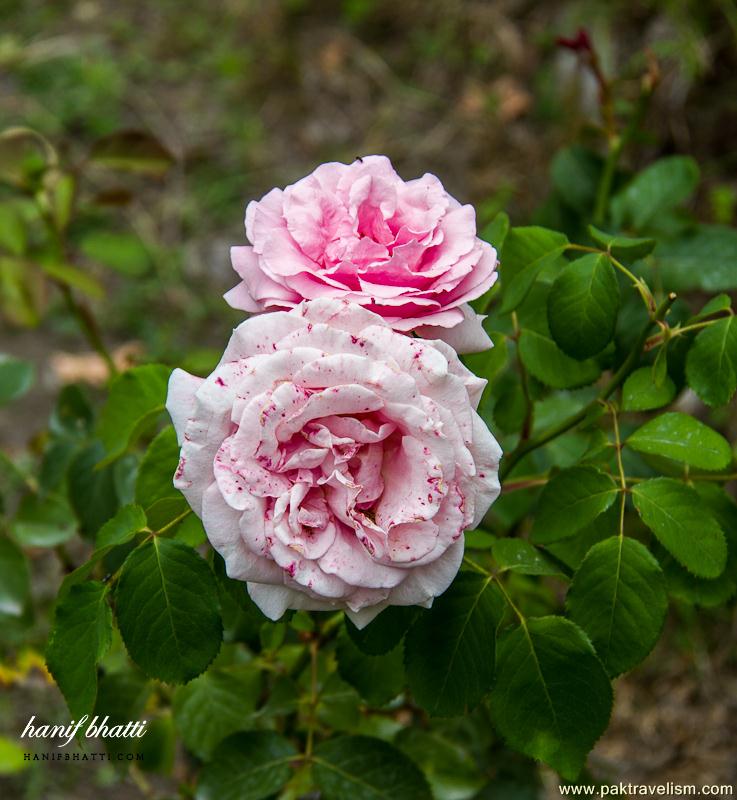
[224, 155, 498, 354]
[167, 299, 501, 627]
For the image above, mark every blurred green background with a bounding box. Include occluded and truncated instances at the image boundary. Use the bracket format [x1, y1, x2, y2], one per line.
[2, 0, 735, 382]
[1, 0, 736, 797]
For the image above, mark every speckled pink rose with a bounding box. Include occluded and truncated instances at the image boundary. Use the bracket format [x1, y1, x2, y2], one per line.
[224, 155, 498, 354]
[167, 299, 501, 627]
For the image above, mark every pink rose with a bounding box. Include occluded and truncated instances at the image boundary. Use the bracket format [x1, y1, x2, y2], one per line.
[167, 298, 501, 627]
[224, 155, 498, 354]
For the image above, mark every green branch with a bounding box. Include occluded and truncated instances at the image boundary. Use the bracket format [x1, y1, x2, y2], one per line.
[499, 293, 676, 481]
[57, 282, 118, 378]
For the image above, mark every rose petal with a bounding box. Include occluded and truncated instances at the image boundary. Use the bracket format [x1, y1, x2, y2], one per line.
[415, 304, 492, 354]
[202, 482, 282, 583]
[247, 583, 336, 620]
[166, 369, 204, 445]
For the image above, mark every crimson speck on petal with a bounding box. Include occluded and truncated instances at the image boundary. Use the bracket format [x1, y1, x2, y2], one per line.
[166, 298, 501, 628]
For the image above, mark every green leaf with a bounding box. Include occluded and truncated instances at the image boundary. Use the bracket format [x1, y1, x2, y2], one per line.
[135, 715, 175, 774]
[394, 728, 485, 800]
[686, 316, 737, 406]
[518, 330, 601, 389]
[481, 210, 510, 250]
[80, 230, 151, 276]
[404, 572, 503, 716]
[67, 441, 120, 536]
[587, 226, 656, 261]
[462, 331, 508, 385]
[97, 364, 171, 464]
[492, 538, 565, 577]
[93, 668, 151, 756]
[0, 354, 34, 406]
[0, 736, 29, 775]
[660, 484, 737, 607]
[632, 478, 727, 579]
[11, 492, 76, 547]
[172, 512, 205, 546]
[58, 505, 145, 600]
[314, 735, 432, 800]
[46, 581, 112, 718]
[626, 412, 731, 471]
[547, 254, 620, 359]
[40, 262, 104, 300]
[195, 731, 297, 800]
[0, 254, 44, 327]
[611, 156, 699, 230]
[173, 665, 261, 759]
[50, 384, 93, 438]
[38, 444, 78, 499]
[654, 226, 737, 291]
[89, 130, 174, 176]
[689, 294, 732, 323]
[135, 425, 181, 509]
[499, 227, 568, 313]
[144, 496, 189, 532]
[545, 504, 618, 570]
[464, 529, 497, 550]
[0, 536, 31, 619]
[566, 536, 667, 676]
[346, 605, 420, 655]
[336, 627, 404, 706]
[531, 467, 618, 544]
[0, 203, 26, 256]
[316, 673, 361, 732]
[490, 616, 613, 780]
[622, 367, 676, 411]
[46, 170, 75, 232]
[115, 537, 222, 683]
[96, 503, 147, 549]
[550, 146, 602, 216]
[491, 376, 527, 434]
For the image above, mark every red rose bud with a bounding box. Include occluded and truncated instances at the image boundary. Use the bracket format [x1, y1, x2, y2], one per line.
[556, 28, 593, 53]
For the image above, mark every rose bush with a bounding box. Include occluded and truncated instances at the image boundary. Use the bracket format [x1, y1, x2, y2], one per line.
[6, 26, 737, 797]
[166, 297, 501, 627]
[224, 155, 498, 353]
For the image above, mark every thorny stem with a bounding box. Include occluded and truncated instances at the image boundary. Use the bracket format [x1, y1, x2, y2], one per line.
[583, 34, 618, 228]
[591, 49, 658, 225]
[499, 293, 676, 481]
[608, 254, 656, 313]
[645, 310, 734, 351]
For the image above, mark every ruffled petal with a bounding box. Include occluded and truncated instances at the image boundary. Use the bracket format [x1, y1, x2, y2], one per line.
[166, 369, 204, 445]
[414, 304, 492, 354]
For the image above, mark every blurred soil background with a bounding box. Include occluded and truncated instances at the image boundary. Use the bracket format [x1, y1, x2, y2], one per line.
[1, 0, 736, 797]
